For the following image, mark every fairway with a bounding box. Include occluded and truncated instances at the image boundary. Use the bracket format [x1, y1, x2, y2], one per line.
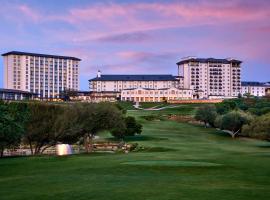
[1, 110, 270, 200]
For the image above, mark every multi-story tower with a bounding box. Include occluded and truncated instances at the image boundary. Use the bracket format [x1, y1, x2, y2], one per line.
[2, 51, 80, 99]
[177, 57, 242, 98]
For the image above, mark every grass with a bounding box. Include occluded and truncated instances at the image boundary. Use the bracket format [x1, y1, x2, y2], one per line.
[138, 102, 168, 109]
[1, 107, 270, 200]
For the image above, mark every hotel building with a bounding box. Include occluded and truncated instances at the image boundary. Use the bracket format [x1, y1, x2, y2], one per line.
[89, 71, 180, 92]
[2, 51, 80, 99]
[241, 82, 270, 97]
[121, 87, 193, 102]
[177, 57, 242, 98]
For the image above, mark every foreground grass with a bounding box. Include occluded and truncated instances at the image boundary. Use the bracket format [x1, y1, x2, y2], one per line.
[1, 110, 270, 200]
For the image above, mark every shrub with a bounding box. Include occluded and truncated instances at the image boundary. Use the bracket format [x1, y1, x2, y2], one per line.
[220, 110, 253, 138]
[195, 105, 217, 127]
[111, 116, 142, 139]
[242, 113, 270, 140]
[141, 115, 163, 121]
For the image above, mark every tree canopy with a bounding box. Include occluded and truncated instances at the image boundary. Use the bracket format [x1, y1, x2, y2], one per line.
[0, 102, 29, 157]
[195, 105, 217, 127]
[242, 113, 270, 140]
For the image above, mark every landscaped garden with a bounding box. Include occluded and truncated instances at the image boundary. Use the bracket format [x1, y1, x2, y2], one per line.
[1, 102, 270, 200]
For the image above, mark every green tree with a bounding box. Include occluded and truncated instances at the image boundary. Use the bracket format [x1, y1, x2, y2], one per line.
[111, 116, 142, 139]
[23, 102, 127, 154]
[24, 103, 65, 154]
[242, 113, 270, 140]
[195, 105, 217, 127]
[75, 103, 126, 152]
[220, 110, 253, 138]
[0, 102, 29, 157]
[214, 115, 222, 128]
[216, 100, 237, 115]
[60, 89, 78, 101]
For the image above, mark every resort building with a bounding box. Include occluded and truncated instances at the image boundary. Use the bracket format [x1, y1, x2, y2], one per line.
[89, 71, 180, 92]
[241, 82, 270, 97]
[2, 51, 80, 99]
[176, 57, 242, 98]
[0, 88, 38, 101]
[69, 91, 119, 102]
[121, 87, 193, 102]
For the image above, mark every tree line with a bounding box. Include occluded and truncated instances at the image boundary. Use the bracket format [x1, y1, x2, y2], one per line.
[0, 101, 142, 157]
[195, 97, 270, 139]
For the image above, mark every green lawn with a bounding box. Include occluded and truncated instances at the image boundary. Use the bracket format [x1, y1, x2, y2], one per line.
[1, 109, 270, 200]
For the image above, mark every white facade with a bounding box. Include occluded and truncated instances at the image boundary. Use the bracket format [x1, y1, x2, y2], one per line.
[89, 73, 180, 92]
[177, 57, 242, 98]
[121, 87, 193, 102]
[3, 51, 80, 98]
[241, 83, 268, 97]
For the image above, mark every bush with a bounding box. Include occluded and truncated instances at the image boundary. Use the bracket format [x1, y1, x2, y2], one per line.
[216, 100, 237, 115]
[220, 110, 253, 138]
[141, 115, 164, 121]
[195, 105, 217, 127]
[0, 101, 29, 157]
[242, 113, 270, 140]
[111, 116, 142, 139]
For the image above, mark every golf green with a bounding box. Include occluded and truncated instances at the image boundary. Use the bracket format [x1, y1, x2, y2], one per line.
[0, 109, 270, 200]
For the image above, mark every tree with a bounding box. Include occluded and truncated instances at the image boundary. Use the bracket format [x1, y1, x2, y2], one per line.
[111, 116, 142, 139]
[195, 105, 217, 127]
[220, 110, 253, 138]
[24, 103, 67, 154]
[125, 116, 142, 136]
[238, 93, 242, 99]
[242, 113, 270, 140]
[59, 89, 78, 101]
[216, 100, 237, 115]
[75, 103, 126, 152]
[214, 115, 222, 128]
[0, 102, 29, 157]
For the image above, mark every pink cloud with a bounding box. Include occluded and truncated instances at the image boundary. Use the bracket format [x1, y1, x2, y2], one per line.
[3, 1, 269, 45]
[17, 5, 41, 22]
[64, 1, 270, 32]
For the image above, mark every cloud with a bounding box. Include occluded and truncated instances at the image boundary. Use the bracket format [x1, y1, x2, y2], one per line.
[96, 32, 151, 43]
[4, 1, 269, 43]
[17, 5, 41, 22]
[117, 51, 177, 62]
[63, 1, 270, 33]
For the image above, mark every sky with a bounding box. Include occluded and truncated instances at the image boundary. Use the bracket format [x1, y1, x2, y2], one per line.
[0, 0, 269, 90]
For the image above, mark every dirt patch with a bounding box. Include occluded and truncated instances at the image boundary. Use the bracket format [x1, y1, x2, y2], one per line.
[168, 115, 201, 125]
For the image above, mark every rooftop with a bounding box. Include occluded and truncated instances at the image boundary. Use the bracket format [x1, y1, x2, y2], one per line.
[2, 51, 81, 61]
[89, 74, 177, 81]
[0, 88, 38, 94]
[176, 57, 242, 65]
[241, 81, 269, 87]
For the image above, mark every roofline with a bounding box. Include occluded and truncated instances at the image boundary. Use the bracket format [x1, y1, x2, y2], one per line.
[2, 51, 81, 61]
[176, 57, 242, 65]
[0, 88, 38, 95]
[241, 81, 270, 87]
[88, 74, 177, 81]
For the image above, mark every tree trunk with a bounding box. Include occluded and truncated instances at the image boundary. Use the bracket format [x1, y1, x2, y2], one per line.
[89, 134, 94, 152]
[232, 129, 240, 138]
[84, 134, 90, 153]
[29, 140, 34, 155]
[41, 143, 55, 154]
[0, 147, 4, 157]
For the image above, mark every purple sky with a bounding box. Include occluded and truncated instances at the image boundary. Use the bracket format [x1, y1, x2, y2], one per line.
[0, 0, 269, 90]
